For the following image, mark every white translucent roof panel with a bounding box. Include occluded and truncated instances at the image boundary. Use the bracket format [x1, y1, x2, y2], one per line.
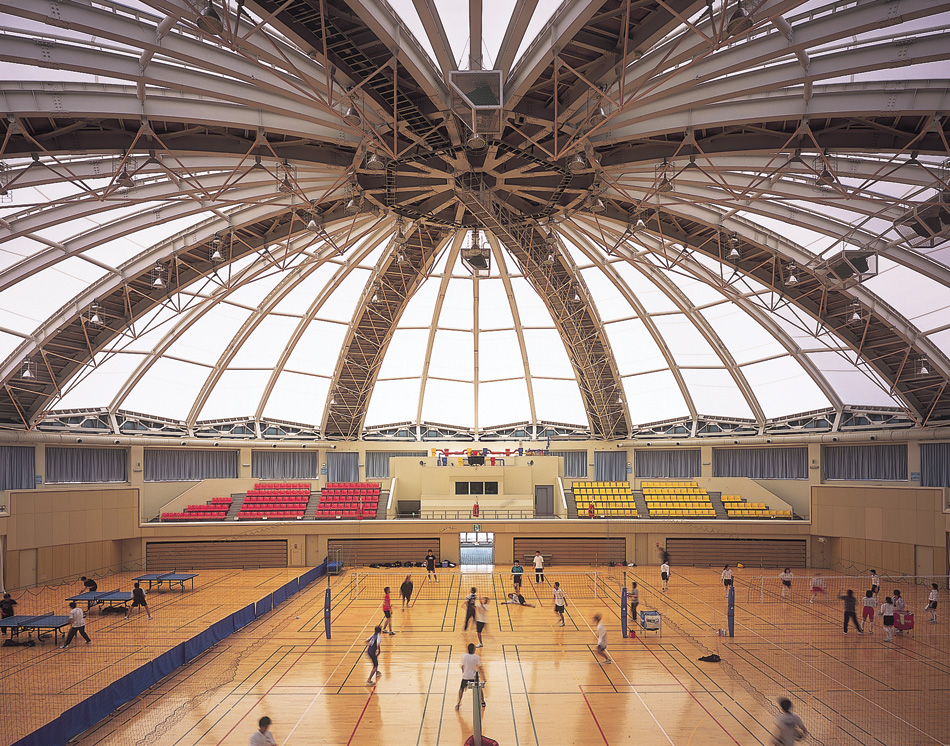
[521, 329, 574, 377]
[614, 262, 678, 314]
[580, 267, 630, 322]
[482, 0, 517, 67]
[622, 370, 689, 425]
[271, 263, 343, 316]
[55, 352, 148, 411]
[229, 315, 298, 367]
[478, 279, 515, 330]
[662, 269, 731, 308]
[479, 330, 525, 380]
[377, 329, 429, 379]
[530, 377, 587, 425]
[928, 327, 950, 359]
[120, 358, 209, 421]
[427, 330, 474, 379]
[479, 379, 531, 426]
[805, 352, 899, 407]
[283, 320, 349, 377]
[388, 1, 441, 69]
[262, 371, 330, 426]
[604, 318, 667, 375]
[365, 378, 422, 426]
[400, 276, 442, 326]
[312, 266, 371, 323]
[741, 357, 831, 418]
[680, 369, 754, 419]
[170, 305, 253, 366]
[865, 260, 950, 331]
[422, 379, 474, 426]
[0, 331, 23, 364]
[442, 278, 474, 329]
[197, 369, 271, 420]
[512, 0, 565, 69]
[508, 274, 556, 326]
[650, 314, 723, 367]
[700, 303, 788, 364]
[215, 264, 291, 309]
[433, 0, 469, 67]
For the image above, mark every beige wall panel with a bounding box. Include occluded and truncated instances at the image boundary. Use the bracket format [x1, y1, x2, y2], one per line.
[916, 545, 934, 575]
[36, 545, 53, 583]
[305, 534, 322, 566]
[51, 493, 71, 513]
[51, 544, 69, 579]
[35, 515, 54, 547]
[68, 543, 85, 574]
[864, 507, 883, 541]
[51, 514, 70, 546]
[865, 541, 882, 570]
[14, 514, 35, 550]
[896, 509, 916, 545]
[100, 509, 118, 539]
[6, 551, 20, 590]
[33, 493, 53, 514]
[900, 543, 916, 573]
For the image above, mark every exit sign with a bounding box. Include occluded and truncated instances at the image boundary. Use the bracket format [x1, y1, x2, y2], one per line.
[473, 524, 481, 531]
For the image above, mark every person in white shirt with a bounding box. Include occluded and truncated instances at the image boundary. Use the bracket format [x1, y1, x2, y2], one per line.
[533, 551, 545, 583]
[779, 568, 793, 599]
[809, 573, 825, 603]
[926, 583, 939, 623]
[660, 562, 670, 592]
[250, 716, 277, 746]
[475, 597, 489, 647]
[721, 565, 734, 598]
[455, 643, 486, 710]
[552, 582, 567, 627]
[60, 601, 91, 649]
[870, 570, 880, 598]
[880, 597, 895, 642]
[365, 625, 382, 684]
[592, 614, 611, 664]
[774, 698, 807, 745]
[861, 590, 878, 634]
[505, 592, 535, 607]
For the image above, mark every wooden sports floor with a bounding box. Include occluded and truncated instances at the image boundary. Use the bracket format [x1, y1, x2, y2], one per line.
[3, 565, 948, 746]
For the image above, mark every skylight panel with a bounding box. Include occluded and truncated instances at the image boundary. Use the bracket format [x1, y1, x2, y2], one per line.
[865, 260, 950, 330]
[170, 305, 253, 366]
[377, 329, 428, 378]
[701, 303, 787, 364]
[512, 0, 564, 69]
[580, 267, 631, 322]
[399, 275, 442, 326]
[442, 277, 474, 329]
[478, 278, 515, 330]
[365, 378, 422, 426]
[927, 327, 950, 359]
[741, 357, 830, 418]
[0, 331, 22, 364]
[0, 236, 47, 272]
[531, 377, 587, 425]
[120, 358, 208, 420]
[433, 0, 470, 67]
[315, 266, 372, 322]
[622, 370, 689, 426]
[427, 329, 474, 379]
[481, 0, 518, 67]
[271, 263, 340, 315]
[229, 314, 299, 367]
[479, 330, 525, 380]
[422, 379, 474, 426]
[197, 370, 270, 421]
[479, 379, 531, 426]
[54, 352, 148, 411]
[284, 319, 349, 377]
[509, 275, 556, 326]
[387, 0, 441, 70]
[805, 351, 899, 407]
[651, 313, 723, 367]
[613, 262, 678, 314]
[521, 329, 573, 377]
[603, 318, 666, 375]
[681, 369, 754, 420]
[263, 371, 330, 427]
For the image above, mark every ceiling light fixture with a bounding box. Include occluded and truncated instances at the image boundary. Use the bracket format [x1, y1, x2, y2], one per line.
[544, 252, 556, 265]
[727, 0, 753, 35]
[726, 233, 741, 261]
[784, 261, 799, 286]
[20, 358, 35, 379]
[589, 105, 607, 127]
[196, 1, 224, 34]
[365, 151, 385, 171]
[657, 173, 674, 193]
[116, 168, 134, 188]
[343, 196, 362, 216]
[151, 262, 166, 288]
[848, 298, 864, 325]
[467, 132, 488, 150]
[342, 105, 362, 127]
[86, 300, 102, 326]
[817, 166, 835, 188]
[916, 355, 931, 377]
[588, 196, 606, 214]
[567, 152, 588, 173]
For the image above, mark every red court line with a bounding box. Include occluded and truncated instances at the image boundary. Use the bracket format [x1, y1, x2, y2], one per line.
[578, 685, 611, 745]
[345, 686, 377, 745]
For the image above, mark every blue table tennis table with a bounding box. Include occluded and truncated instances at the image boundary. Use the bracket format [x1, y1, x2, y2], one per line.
[66, 588, 132, 611]
[0, 613, 71, 643]
[133, 571, 198, 592]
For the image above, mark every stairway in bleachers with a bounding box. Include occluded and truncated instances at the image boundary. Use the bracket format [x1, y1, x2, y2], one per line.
[708, 491, 728, 519]
[227, 493, 245, 519]
[632, 490, 649, 517]
[564, 488, 578, 518]
[374, 491, 388, 519]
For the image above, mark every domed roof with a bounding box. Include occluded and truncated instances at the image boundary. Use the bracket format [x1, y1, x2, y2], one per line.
[1, 0, 949, 440]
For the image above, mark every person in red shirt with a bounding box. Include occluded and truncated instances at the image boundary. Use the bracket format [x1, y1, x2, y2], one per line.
[588, 501, 595, 519]
[382, 587, 395, 635]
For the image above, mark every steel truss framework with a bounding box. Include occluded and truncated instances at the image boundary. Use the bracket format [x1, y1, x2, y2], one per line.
[0, 0, 949, 440]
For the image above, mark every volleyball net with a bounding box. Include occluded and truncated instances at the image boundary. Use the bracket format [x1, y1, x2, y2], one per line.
[742, 573, 948, 607]
[346, 570, 616, 600]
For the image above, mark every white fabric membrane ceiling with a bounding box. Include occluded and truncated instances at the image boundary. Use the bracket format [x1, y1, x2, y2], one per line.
[0, 0, 949, 439]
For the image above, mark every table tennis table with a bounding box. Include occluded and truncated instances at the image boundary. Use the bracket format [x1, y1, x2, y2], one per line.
[133, 570, 198, 592]
[0, 613, 71, 643]
[66, 588, 132, 611]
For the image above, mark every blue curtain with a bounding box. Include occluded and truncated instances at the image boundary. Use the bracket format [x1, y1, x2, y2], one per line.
[47, 447, 128, 483]
[327, 451, 359, 483]
[555, 451, 588, 478]
[251, 450, 318, 479]
[594, 451, 626, 482]
[713, 447, 807, 480]
[823, 444, 907, 481]
[0, 445, 34, 490]
[144, 449, 240, 481]
[634, 449, 700, 478]
[920, 443, 950, 487]
[366, 451, 427, 478]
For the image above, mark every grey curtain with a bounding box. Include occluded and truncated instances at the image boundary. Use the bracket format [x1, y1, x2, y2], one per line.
[0, 445, 34, 490]
[823, 444, 907, 481]
[555, 451, 588, 478]
[594, 451, 627, 482]
[252, 450, 319, 479]
[713, 447, 807, 480]
[635, 449, 701, 479]
[366, 451, 427, 478]
[144, 449, 240, 481]
[327, 451, 360, 483]
[921, 442, 950, 488]
[47, 447, 128, 483]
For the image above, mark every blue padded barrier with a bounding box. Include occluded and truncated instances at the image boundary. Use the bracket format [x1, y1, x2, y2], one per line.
[256, 595, 273, 617]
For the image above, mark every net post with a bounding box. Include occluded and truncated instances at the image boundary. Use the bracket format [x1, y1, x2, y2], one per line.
[594, 571, 598, 598]
[760, 575, 764, 603]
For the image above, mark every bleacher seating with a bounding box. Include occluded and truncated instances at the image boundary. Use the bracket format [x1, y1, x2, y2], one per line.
[722, 494, 792, 518]
[641, 481, 716, 518]
[238, 482, 311, 520]
[315, 482, 380, 520]
[162, 496, 232, 521]
[573, 482, 638, 518]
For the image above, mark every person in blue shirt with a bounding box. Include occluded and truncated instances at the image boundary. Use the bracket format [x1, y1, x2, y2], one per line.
[511, 562, 524, 591]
